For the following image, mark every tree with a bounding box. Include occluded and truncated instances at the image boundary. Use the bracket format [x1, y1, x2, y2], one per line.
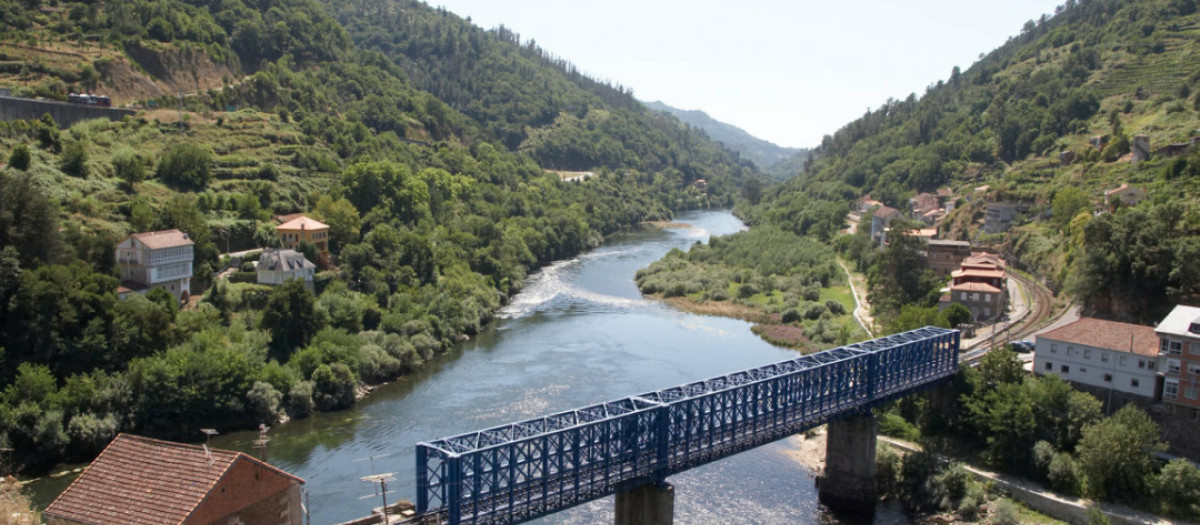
[1076, 405, 1165, 502]
[7, 144, 30, 171]
[940, 302, 972, 327]
[0, 173, 62, 265]
[312, 196, 361, 253]
[156, 143, 212, 189]
[260, 279, 323, 356]
[1052, 186, 1090, 227]
[1155, 459, 1200, 519]
[310, 362, 356, 411]
[112, 148, 147, 188]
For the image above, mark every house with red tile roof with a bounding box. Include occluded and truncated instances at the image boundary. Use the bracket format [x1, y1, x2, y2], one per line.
[1033, 318, 1160, 399]
[276, 215, 330, 261]
[115, 229, 195, 302]
[943, 253, 1008, 321]
[45, 434, 304, 525]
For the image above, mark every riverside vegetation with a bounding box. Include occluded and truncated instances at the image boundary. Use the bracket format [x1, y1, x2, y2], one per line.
[0, 0, 757, 474]
[642, 0, 1200, 520]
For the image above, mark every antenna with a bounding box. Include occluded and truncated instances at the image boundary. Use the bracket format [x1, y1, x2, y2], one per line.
[201, 429, 219, 465]
[359, 473, 398, 524]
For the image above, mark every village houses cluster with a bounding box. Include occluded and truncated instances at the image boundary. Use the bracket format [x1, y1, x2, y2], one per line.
[114, 214, 330, 302]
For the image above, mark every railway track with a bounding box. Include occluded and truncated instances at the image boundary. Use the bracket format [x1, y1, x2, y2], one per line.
[962, 270, 1057, 363]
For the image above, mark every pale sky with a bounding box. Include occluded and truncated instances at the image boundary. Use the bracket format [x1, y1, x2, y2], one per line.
[431, 0, 1065, 149]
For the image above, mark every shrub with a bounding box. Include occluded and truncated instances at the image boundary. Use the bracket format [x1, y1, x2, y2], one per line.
[311, 363, 357, 411]
[59, 141, 88, 177]
[156, 143, 212, 188]
[879, 412, 921, 442]
[993, 499, 1020, 525]
[781, 308, 801, 324]
[286, 380, 314, 419]
[804, 303, 827, 320]
[825, 299, 846, 315]
[876, 443, 902, 498]
[737, 283, 759, 298]
[1048, 452, 1081, 496]
[8, 143, 30, 170]
[1032, 440, 1056, 478]
[112, 148, 147, 185]
[246, 381, 283, 424]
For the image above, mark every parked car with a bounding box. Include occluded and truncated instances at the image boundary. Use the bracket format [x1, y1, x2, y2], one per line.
[1010, 340, 1035, 353]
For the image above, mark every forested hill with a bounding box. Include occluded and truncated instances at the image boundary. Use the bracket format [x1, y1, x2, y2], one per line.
[322, 0, 757, 197]
[643, 100, 808, 177]
[0, 0, 757, 473]
[741, 0, 1200, 323]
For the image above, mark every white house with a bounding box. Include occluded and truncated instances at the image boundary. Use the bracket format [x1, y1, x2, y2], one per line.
[1033, 317, 1160, 399]
[115, 229, 195, 302]
[257, 248, 316, 288]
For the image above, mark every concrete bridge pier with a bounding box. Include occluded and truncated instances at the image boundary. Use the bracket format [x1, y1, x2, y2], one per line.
[818, 413, 878, 516]
[614, 482, 674, 525]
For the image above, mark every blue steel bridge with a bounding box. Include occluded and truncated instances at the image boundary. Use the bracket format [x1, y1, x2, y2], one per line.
[414, 326, 960, 525]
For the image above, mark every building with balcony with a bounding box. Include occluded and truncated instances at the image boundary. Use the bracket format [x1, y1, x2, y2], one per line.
[1156, 304, 1200, 410]
[926, 240, 972, 276]
[115, 229, 194, 302]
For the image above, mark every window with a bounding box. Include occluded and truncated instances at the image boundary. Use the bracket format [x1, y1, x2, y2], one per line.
[1080, 367, 1088, 373]
[1045, 362, 1053, 371]
[1163, 340, 1183, 355]
[1192, 342, 1200, 356]
[1192, 409, 1199, 422]
[1189, 363, 1200, 376]
[1068, 346, 1076, 356]
[1084, 349, 1092, 359]
[961, 292, 967, 300]
[985, 294, 991, 302]
[1186, 387, 1199, 400]
[1120, 355, 1128, 365]
[1051, 343, 1058, 354]
[1138, 360, 1147, 369]
[1168, 359, 1182, 374]
[1061, 365, 1070, 374]
[1101, 352, 1109, 363]
[1165, 380, 1180, 400]
[1131, 378, 1140, 388]
[1103, 373, 1112, 382]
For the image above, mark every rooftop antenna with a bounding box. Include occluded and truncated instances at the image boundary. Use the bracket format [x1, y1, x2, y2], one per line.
[254, 424, 271, 462]
[359, 472, 397, 524]
[201, 428, 219, 465]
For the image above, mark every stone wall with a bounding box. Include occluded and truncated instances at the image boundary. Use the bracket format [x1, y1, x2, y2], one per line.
[0, 96, 135, 128]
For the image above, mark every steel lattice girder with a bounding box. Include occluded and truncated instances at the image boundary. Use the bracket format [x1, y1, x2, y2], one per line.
[416, 326, 959, 524]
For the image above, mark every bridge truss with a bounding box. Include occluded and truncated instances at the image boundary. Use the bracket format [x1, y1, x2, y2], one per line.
[416, 326, 960, 524]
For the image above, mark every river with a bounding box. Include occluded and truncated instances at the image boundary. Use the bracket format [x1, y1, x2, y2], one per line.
[34, 210, 906, 524]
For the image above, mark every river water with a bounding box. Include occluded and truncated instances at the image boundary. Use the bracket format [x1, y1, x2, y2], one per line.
[35, 210, 906, 524]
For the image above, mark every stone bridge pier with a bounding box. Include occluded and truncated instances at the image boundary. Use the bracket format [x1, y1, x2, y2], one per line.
[614, 482, 674, 525]
[818, 413, 878, 516]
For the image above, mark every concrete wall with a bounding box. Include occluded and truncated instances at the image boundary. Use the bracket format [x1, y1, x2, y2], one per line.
[0, 96, 135, 128]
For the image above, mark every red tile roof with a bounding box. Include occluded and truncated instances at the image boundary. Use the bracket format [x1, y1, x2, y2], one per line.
[44, 434, 303, 525]
[276, 215, 329, 231]
[950, 282, 1003, 294]
[127, 229, 194, 250]
[874, 205, 901, 218]
[1039, 317, 1159, 357]
[952, 268, 1006, 280]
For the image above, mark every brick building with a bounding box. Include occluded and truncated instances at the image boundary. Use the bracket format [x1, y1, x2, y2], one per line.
[926, 240, 972, 276]
[45, 434, 304, 525]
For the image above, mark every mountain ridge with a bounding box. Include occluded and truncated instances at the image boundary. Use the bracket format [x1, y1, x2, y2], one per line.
[643, 99, 809, 179]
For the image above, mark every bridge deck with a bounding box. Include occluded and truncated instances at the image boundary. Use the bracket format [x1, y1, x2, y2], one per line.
[416, 326, 960, 524]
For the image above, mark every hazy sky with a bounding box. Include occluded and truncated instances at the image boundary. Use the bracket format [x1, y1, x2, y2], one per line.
[430, 0, 1065, 149]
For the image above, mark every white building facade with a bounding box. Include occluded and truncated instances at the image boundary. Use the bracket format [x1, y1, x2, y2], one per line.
[115, 229, 195, 301]
[1033, 317, 1160, 399]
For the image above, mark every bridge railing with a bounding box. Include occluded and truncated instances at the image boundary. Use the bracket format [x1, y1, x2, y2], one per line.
[416, 326, 959, 525]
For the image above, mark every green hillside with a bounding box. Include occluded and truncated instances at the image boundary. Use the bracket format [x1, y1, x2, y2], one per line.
[322, 0, 757, 200]
[643, 100, 809, 177]
[0, 0, 754, 473]
[743, 0, 1200, 323]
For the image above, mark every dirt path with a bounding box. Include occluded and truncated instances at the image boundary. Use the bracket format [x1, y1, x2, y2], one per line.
[839, 258, 875, 337]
